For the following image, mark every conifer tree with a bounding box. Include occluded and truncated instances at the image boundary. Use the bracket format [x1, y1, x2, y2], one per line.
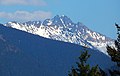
[68, 50, 105, 76]
[106, 23, 120, 76]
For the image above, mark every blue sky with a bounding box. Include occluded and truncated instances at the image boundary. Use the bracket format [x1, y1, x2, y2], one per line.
[0, 0, 120, 39]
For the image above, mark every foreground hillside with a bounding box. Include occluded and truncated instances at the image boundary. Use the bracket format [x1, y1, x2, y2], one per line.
[0, 24, 114, 76]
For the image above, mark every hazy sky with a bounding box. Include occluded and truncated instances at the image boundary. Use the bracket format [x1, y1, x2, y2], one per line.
[0, 0, 120, 39]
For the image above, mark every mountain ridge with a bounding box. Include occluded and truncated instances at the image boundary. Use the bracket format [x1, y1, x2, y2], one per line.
[4, 15, 114, 55]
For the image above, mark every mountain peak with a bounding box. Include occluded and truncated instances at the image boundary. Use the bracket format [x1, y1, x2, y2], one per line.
[53, 15, 71, 21]
[4, 15, 114, 55]
[53, 15, 60, 19]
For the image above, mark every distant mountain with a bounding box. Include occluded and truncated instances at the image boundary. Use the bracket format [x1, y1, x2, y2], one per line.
[4, 15, 114, 55]
[0, 24, 114, 76]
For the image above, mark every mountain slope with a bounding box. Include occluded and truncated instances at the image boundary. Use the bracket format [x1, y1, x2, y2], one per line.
[4, 15, 113, 55]
[0, 24, 114, 76]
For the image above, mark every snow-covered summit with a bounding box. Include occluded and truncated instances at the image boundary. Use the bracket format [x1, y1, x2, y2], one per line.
[4, 15, 114, 55]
